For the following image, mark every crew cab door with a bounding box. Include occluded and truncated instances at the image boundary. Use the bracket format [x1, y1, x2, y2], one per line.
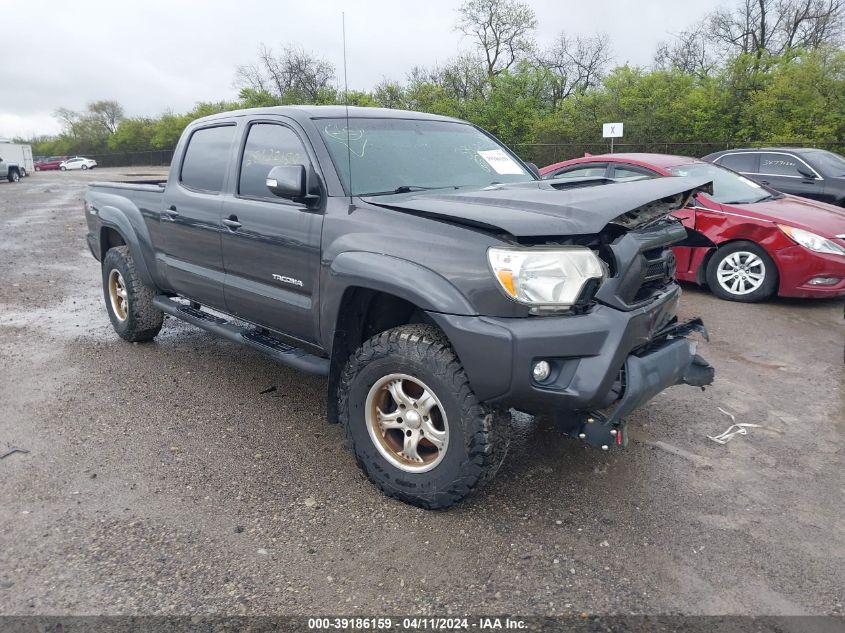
[160, 123, 238, 310]
[221, 120, 323, 344]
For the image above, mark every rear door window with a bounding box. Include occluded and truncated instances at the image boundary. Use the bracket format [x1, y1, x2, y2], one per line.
[717, 153, 759, 173]
[180, 125, 237, 193]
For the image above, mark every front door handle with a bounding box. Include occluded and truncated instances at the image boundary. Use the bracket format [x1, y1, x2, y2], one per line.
[162, 205, 179, 221]
[222, 216, 242, 231]
[759, 180, 770, 185]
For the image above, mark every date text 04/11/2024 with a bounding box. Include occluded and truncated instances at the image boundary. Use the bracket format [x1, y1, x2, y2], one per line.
[307, 617, 527, 630]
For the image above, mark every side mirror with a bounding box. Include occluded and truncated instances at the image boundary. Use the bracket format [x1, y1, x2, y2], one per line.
[266, 164, 307, 199]
[526, 162, 541, 178]
[796, 165, 817, 179]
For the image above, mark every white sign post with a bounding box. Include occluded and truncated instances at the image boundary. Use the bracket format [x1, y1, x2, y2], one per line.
[602, 122, 623, 153]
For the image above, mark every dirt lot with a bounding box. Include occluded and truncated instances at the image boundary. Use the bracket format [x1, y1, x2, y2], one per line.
[0, 168, 843, 616]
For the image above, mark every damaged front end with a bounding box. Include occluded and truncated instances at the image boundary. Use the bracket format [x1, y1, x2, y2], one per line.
[555, 317, 714, 450]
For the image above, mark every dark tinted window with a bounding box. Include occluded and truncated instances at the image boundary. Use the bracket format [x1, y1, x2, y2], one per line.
[806, 149, 845, 176]
[180, 125, 236, 193]
[239, 124, 309, 199]
[718, 153, 758, 173]
[759, 153, 803, 176]
[549, 164, 607, 179]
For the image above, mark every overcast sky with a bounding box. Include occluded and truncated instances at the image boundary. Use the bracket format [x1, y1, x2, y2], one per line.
[0, 0, 724, 139]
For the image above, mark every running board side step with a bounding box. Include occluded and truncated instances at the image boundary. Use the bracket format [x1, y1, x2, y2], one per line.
[152, 295, 329, 376]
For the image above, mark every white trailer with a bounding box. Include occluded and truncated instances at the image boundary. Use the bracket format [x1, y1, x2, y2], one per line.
[0, 142, 34, 177]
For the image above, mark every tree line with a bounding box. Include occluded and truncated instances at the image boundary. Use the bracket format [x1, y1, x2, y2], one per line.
[21, 0, 845, 164]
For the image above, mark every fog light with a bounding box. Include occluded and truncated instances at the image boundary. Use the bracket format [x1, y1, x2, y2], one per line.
[532, 360, 551, 382]
[807, 277, 840, 286]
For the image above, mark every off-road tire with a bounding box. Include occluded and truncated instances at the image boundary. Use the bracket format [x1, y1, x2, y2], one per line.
[102, 246, 163, 342]
[706, 241, 778, 303]
[338, 324, 510, 509]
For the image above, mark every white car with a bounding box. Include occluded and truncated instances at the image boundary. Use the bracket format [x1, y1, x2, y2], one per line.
[60, 156, 97, 171]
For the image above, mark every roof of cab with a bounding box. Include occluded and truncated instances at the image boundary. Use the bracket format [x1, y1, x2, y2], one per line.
[192, 105, 465, 126]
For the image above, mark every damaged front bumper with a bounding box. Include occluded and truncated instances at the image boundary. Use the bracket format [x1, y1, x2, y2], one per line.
[556, 318, 714, 449]
[428, 283, 714, 449]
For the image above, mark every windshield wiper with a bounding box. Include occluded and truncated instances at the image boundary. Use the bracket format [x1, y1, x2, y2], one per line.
[360, 185, 456, 196]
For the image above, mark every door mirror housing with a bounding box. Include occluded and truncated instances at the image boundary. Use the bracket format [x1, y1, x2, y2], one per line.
[266, 165, 307, 199]
[796, 165, 817, 179]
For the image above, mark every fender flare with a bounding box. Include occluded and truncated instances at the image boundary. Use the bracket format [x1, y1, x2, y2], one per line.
[319, 251, 476, 350]
[96, 205, 157, 288]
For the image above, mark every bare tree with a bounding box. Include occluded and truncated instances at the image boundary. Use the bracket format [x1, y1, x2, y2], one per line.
[538, 32, 612, 106]
[235, 44, 336, 102]
[709, 0, 844, 58]
[87, 100, 125, 134]
[654, 23, 721, 77]
[456, 0, 537, 78]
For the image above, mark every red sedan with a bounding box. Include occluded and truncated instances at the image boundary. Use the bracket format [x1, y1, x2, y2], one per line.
[34, 156, 66, 171]
[541, 153, 845, 302]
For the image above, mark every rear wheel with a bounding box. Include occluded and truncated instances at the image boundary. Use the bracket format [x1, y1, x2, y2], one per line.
[60, 166, 66, 171]
[338, 324, 509, 509]
[706, 241, 778, 302]
[20, 168, 26, 177]
[102, 246, 163, 342]
[81, 164, 88, 170]
[8, 170, 20, 183]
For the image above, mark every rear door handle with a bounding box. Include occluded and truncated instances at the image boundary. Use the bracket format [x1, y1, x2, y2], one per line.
[162, 205, 179, 221]
[222, 216, 242, 231]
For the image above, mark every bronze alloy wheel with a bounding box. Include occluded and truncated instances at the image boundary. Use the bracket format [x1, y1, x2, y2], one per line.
[108, 269, 129, 321]
[365, 373, 449, 473]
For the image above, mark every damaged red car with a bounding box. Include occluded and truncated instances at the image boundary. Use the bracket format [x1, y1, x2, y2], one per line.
[540, 153, 845, 302]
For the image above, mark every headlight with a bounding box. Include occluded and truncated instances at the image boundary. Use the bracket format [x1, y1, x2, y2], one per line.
[777, 225, 845, 256]
[487, 247, 605, 307]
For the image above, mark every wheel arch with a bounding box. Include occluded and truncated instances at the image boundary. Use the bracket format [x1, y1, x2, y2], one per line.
[95, 206, 157, 288]
[321, 253, 476, 423]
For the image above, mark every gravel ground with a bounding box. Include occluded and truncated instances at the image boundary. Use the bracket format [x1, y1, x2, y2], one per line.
[0, 168, 843, 616]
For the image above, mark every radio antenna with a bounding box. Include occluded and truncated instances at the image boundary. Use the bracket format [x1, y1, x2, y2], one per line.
[342, 12, 352, 205]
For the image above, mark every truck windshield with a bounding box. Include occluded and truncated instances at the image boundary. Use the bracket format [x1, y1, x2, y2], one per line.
[667, 162, 776, 204]
[316, 118, 534, 196]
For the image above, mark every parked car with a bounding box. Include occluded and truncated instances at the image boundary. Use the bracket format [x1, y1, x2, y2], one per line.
[60, 156, 97, 171]
[702, 147, 845, 207]
[541, 153, 845, 302]
[83, 106, 714, 509]
[34, 156, 67, 171]
[0, 154, 23, 182]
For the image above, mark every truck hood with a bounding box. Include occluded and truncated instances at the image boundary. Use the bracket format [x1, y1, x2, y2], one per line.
[362, 176, 713, 237]
[725, 194, 845, 239]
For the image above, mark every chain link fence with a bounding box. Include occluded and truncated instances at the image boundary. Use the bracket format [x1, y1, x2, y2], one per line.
[84, 149, 175, 168]
[512, 140, 845, 167]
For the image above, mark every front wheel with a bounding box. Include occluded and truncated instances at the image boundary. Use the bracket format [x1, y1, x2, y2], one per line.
[706, 241, 778, 302]
[338, 324, 509, 509]
[34, 166, 40, 171]
[102, 246, 163, 342]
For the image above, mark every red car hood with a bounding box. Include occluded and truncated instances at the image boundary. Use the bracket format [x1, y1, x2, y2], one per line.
[726, 195, 845, 238]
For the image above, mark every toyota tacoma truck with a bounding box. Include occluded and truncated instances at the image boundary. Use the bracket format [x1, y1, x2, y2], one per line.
[84, 106, 714, 509]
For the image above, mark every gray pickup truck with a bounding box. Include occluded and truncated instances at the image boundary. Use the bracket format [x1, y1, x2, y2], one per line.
[84, 106, 714, 509]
